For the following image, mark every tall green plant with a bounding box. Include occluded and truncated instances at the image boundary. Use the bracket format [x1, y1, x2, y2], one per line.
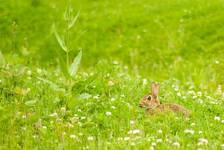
[52, 5, 82, 79]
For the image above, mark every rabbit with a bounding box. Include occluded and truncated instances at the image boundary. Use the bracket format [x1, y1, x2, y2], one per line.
[139, 82, 191, 117]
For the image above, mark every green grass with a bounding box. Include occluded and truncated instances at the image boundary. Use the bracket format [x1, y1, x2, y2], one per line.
[1, 0, 224, 149]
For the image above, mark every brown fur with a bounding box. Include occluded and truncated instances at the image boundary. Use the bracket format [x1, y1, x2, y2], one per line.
[140, 82, 191, 117]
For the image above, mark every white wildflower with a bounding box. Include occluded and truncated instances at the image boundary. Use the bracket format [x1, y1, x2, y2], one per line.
[172, 142, 180, 148]
[108, 80, 114, 86]
[128, 129, 141, 135]
[70, 134, 77, 139]
[221, 144, 224, 149]
[81, 116, 86, 120]
[151, 142, 156, 146]
[214, 116, 221, 121]
[143, 78, 148, 86]
[198, 138, 208, 146]
[177, 92, 181, 97]
[111, 97, 116, 101]
[93, 95, 99, 99]
[130, 120, 135, 125]
[221, 120, 224, 124]
[156, 138, 162, 143]
[215, 60, 220, 64]
[149, 146, 154, 150]
[111, 106, 116, 109]
[198, 131, 203, 134]
[105, 112, 112, 116]
[191, 123, 195, 126]
[157, 129, 163, 134]
[49, 112, 58, 118]
[87, 136, 94, 141]
[124, 137, 130, 141]
[121, 94, 125, 98]
[184, 129, 194, 135]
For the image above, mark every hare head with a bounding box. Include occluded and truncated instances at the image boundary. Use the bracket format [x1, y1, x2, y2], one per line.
[139, 82, 160, 109]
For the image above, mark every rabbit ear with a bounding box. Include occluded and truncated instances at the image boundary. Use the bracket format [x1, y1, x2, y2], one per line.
[151, 82, 160, 98]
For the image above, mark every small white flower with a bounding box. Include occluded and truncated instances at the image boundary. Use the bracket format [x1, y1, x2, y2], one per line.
[105, 112, 112, 116]
[214, 116, 221, 121]
[81, 116, 86, 120]
[157, 129, 163, 134]
[111, 106, 116, 109]
[221, 144, 224, 149]
[143, 78, 148, 86]
[108, 80, 114, 86]
[111, 97, 116, 101]
[93, 95, 99, 99]
[112, 61, 119, 65]
[172, 142, 180, 147]
[184, 129, 194, 135]
[87, 136, 94, 141]
[151, 142, 156, 146]
[193, 95, 197, 99]
[49, 112, 58, 117]
[191, 123, 195, 126]
[130, 120, 135, 125]
[221, 120, 224, 124]
[197, 91, 202, 97]
[198, 138, 208, 146]
[27, 70, 32, 76]
[215, 60, 220, 64]
[156, 138, 162, 143]
[124, 137, 130, 141]
[177, 92, 181, 97]
[42, 126, 47, 129]
[198, 131, 203, 134]
[70, 134, 77, 139]
[128, 129, 141, 134]
[149, 146, 154, 150]
[77, 109, 82, 112]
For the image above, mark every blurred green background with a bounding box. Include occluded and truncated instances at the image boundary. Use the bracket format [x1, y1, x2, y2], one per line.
[1, 0, 224, 85]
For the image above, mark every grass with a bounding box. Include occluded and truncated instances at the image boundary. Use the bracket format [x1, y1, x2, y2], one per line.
[1, 0, 224, 149]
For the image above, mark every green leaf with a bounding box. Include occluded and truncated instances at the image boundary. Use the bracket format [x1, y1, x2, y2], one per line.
[25, 100, 37, 106]
[0, 51, 6, 67]
[69, 50, 82, 77]
[52, 24, 68, 52]
[68, 11, 80, 29]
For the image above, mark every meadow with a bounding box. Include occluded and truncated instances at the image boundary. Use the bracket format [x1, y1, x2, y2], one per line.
[0, 0, 224, 149]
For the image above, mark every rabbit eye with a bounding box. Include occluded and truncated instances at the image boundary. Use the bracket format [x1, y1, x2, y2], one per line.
[147, 95, 151, 100]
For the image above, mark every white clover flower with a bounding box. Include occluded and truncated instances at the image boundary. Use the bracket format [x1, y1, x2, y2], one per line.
[197, 91, 202, 97]
[105, 112, 112, 116]
[111, 106, 116, 109]
[156, 138, 162, 143]
[124, 137, 130, 141]
[157, 129, 163, 134]
[93, 95, 99, 99]
[198, 138, 208, 146]
[27, 70, 32, 76]
[128, 129, 141, 135]
[143, 78, 148, 86]
[70, 134, 77, 139]
[191, 122, 195, 126]
[215, 60, 220, 64]
[81, 116, 86, 120]
[49, 112, 58, 118]
[172, 142, 180, 147]
[151, 142, 156, 146]
[184, 129, 194, 135]
[87, 136, 94, 141]
[111, 97, 116, 101]
[221, 144, 224, 149]
[130, 120, 135, 125]
[214, 116, 221, 121]
[108, 80, 114, 86]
